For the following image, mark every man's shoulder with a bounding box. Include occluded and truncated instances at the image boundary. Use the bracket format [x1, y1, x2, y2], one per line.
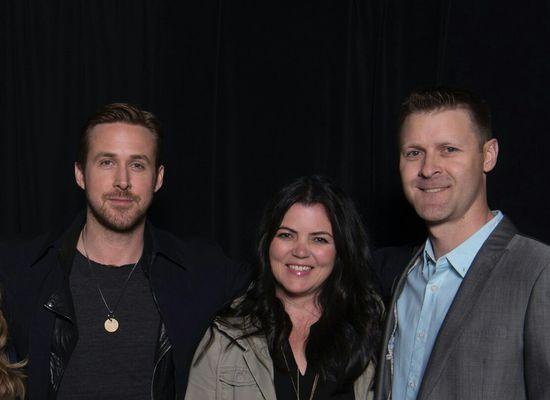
[509, 232, 550, 261]
[373, 244, 420, 304]
[482, 223, 550, 282]
[148, 225, 239, 271]
[149, 226, 252, 306]
[0, 232, 60, 293]
[150, 226, 220, 252]
[0, 232, 54, 265]
[0, 213, 82, 266]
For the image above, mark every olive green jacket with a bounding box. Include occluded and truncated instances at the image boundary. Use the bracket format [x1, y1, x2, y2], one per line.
[185, 320, 375, 400]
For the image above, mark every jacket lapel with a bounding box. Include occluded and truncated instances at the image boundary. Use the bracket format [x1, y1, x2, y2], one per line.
[355, 362, 375, 400]
[214, 320, 276, 400]
[417, 217, 517, 399]
[242, 336, 277, 400]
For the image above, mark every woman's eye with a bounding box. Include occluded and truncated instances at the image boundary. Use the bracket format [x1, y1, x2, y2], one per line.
[276, 232, 292, 239]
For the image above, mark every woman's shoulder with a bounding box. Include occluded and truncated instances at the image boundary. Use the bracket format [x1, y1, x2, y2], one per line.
[212, 316, 264, 348]
[354, 361, 376, 400]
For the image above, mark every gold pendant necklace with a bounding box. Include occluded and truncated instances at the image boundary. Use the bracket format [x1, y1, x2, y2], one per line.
[104, 317, 119, 333]
[282, 348, 319, 400]
[81, 228, 141, 334]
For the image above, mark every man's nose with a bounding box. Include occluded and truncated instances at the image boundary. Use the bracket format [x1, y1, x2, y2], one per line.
[419, 152, 441, 178]
[114, 166, 132, 190]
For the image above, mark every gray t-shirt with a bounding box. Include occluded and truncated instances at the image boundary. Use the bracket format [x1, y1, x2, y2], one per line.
[57, 252, 160, 399]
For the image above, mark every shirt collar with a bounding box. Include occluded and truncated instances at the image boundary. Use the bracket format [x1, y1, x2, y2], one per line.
[422, 211, 504, 278]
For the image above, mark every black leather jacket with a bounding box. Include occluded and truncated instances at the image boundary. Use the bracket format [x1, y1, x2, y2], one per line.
[0, 215, 251, 400]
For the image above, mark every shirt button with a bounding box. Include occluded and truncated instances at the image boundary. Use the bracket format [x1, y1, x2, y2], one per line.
[408, 380, 416, 388]
[417, 331, 426, 339]
[431, 284, 439, 292]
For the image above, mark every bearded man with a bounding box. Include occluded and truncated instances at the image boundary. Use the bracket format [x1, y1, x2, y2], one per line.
[0, 103, 251, 400]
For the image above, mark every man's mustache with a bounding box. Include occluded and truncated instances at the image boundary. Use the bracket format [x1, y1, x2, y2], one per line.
[102, 190, 141, 203]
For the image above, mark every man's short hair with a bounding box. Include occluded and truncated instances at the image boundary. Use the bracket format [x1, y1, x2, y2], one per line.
[399, 86, 492, 145]
[77, 103, 163, 169]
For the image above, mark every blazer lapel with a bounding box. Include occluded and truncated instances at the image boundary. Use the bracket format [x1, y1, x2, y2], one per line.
[417, 217, 517, 399]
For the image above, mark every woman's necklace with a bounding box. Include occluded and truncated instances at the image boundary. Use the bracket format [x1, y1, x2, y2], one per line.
[282, 347, 319, 400]
[81, 229, 141, 333]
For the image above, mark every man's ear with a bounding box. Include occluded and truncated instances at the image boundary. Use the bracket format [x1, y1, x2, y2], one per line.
[154, 165, 164, 192]
[483, 138, 499, 173]
[75, 162, 86, 190]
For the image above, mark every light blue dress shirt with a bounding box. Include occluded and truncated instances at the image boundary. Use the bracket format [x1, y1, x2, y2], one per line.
[391, 211, 503, 400]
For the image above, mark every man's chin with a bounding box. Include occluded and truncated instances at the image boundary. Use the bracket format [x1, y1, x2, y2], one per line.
[416, 206, 451, 225]
[90, 207, 146, 234]
[103, 218, 144, 233]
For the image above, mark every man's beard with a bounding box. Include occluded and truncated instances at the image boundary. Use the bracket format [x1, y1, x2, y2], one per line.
[86, 190, 149, 233]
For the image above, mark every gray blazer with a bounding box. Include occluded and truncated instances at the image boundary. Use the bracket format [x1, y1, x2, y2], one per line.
[374, 217, 550, 400]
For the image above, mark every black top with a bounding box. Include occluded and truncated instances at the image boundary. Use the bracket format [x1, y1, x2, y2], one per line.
[57, 252, 160, 400]
[0, 213, 252, 400]
[273, 340, 355, 400]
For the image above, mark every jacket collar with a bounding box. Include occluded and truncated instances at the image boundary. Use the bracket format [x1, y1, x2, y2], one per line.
[29, 212, 85, 272]
[29, 212, 187, 272]
[213, 317, 264, 352]
[213, 317, 273, 370]
[144, 221, 187, 270]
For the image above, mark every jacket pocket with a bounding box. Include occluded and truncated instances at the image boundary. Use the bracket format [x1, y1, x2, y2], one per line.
[219, 366, 262, 400]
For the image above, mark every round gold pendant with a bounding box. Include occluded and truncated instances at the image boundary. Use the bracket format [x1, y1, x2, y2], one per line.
[104, 317, 119, 333]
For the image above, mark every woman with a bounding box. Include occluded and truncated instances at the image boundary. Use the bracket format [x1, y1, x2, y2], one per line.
[186, 175, 383, 400]
[0, 294, 26, 400]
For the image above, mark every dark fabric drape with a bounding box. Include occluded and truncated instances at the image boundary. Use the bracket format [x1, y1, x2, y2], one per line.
[1, 0, 549, 259]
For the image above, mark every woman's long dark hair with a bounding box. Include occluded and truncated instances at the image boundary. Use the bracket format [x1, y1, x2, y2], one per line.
[221, 175, 383, 386]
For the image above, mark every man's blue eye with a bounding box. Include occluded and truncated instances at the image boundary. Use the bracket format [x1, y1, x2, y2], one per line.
[405, 150, 420, 157]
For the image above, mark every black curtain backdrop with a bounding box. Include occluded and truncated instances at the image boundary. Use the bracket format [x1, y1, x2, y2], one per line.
[1, 0, 549, 261]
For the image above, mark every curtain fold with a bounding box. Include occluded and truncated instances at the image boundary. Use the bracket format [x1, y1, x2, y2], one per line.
[1, 0, 549, 257]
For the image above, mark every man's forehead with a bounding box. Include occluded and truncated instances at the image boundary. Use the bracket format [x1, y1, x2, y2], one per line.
[86, 122, 157, 163]
[91, 151, 152, 161]
[88, 123, 155, 146]
[88, 122, 153, 138]
[400, 109, 477, 143]
[404, 107, 472, 125]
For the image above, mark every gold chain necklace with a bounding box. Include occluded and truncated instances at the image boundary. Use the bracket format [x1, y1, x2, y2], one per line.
[282, 349, 319, 400]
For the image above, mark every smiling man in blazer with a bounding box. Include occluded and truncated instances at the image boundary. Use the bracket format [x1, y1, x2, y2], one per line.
[375, 87, 550, 400]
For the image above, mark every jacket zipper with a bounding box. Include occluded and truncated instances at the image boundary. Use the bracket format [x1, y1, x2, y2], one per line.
[386, 304, 398, 400]
[149, 253, 173, 400]
[43, 303, 73, 322]
[43, 299, 77, 393]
